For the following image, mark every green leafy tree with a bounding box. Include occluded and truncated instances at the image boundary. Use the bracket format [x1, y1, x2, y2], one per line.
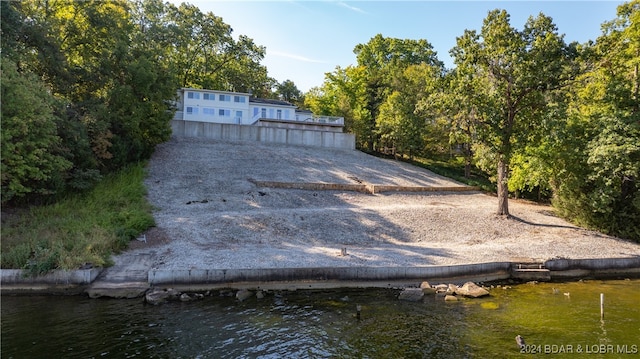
[276, 79, 303, 106]
[353, 34, 443, 152]
[554, 1, 640, 239]
[305, 65, 371, 144]
[309, 35, 442, 151]
[141, 1, 271, 92]
[378, 64, 443, 159]
[1, 60, 72, 202]
[1, 0, 279, 205]
[450, 10, 577, 216]
[418, 66, 481, 177]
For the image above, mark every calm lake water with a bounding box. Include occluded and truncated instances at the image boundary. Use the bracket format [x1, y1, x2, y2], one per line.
[2, 279, 639, 358]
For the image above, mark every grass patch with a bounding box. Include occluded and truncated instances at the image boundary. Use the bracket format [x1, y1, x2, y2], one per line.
[1, 163, 155, 275]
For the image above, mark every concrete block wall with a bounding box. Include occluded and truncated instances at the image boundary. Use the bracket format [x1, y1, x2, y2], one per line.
[148, 262, 514, 286]
[172, 120, 355, 150]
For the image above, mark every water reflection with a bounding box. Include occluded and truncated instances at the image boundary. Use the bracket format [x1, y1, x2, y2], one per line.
[2, 280, 639, 358]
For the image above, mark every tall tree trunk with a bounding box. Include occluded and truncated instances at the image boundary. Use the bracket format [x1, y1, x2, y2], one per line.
[464, 144, 472, 178]
[497, 158, 510, 216]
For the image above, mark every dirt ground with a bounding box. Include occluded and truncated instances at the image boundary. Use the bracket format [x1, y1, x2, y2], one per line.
[131, 136, 640, 270]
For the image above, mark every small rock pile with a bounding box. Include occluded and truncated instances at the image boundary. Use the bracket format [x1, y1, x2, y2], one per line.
[144, 283, 490, 305]
[144, 287, 268, 305]
[398, 281, 490, 302]
[145, 288, 207, 305]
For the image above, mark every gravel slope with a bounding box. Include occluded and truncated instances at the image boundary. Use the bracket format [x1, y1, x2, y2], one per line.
[134, 137, 640, 270]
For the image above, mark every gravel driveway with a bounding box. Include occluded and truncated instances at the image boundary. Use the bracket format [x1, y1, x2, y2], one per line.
[133, 137, 640, 270]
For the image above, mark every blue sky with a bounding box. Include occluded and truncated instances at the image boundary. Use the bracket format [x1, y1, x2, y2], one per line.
[176, 1, 622, 92]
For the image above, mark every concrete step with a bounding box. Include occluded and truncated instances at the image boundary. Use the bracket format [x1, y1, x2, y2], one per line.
[86, 281, 150, 299]
[514, 263, 546, 270]
[511, 262, 550, 281]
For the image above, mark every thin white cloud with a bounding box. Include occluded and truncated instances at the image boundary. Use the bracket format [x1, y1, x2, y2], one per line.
[270, 50, 327, 64]
[337, 1, 367, 14]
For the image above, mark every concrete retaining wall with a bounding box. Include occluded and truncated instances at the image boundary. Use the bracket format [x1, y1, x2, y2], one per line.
[146, 258, 640, 290]
[0, 268, 102, 294]
[1, 268, 101, 284]
[3, 258, 639, 294]
[248, 180, 479, 194]
[249, 179, 370, 193]
[368, 185, 480, 194]
[256, 119, 343, 133]
[545, 257, 640, 270]
[171, 120, 356, 150]
[545, 257, 640, 278]
[149, 262, 513, 288]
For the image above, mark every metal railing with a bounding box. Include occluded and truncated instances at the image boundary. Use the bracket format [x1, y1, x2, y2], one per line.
[295, 115, 344, 125]
[251, 113, 344, 126]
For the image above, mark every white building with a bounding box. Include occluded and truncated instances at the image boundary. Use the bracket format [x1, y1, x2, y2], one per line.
[174, 88, 344, 132]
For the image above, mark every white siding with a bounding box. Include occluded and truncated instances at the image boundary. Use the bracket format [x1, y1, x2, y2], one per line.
[181, 89, 250, 124]
[176, 88, 343, 128]
[248, 104, 295, 123]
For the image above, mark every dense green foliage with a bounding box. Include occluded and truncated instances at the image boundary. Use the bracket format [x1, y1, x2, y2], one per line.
[307, 2, 639, 240]
[1, 0, 296, 205]
[1, 59, 72, 201]
[551, 2, 640, 239]
[1, 163, 154, 274]
[446, 11, 578, 216]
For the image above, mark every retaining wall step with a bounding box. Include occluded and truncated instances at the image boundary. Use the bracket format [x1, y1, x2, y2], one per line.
[86, 281, 150, 299]
[514, 263, 546, 270]
[511, 268, 552, 281]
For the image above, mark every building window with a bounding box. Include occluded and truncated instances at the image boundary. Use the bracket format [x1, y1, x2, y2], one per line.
[203, 93, 215, 100]
[187, 92, 200, 100]
[203, 108, 215, 115]
[186, 106, 198, 115]
[219, 109, 231, 117]
[277, 109, 282, 120]
[219, 94, 231, 102]
[234, 96, 246, 103]
[261, 108, 267, 118]
[236, 111, 242, 123]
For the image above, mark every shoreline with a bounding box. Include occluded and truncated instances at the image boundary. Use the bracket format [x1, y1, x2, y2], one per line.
[5, 137, 639, 297]
[2, 257, 639, 297]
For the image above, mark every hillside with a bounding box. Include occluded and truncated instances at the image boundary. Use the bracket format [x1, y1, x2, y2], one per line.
[134, 137, 640, 270]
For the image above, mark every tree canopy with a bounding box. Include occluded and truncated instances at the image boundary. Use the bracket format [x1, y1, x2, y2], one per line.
[448, 10, 579, 216]
[1, 0, 289, 204]
[307, 2, 639, 240]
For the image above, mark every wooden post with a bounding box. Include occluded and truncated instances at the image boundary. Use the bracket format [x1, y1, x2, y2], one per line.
[600, 293, 604, 320]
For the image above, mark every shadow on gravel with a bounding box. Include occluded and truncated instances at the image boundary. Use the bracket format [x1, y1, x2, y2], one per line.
[348, 161, 458, 186]
[143, 138, 465, 267]
[509, 215, 581, 230]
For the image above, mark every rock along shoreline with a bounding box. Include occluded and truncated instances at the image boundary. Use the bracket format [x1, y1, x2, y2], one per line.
[1, 257, 639, 298]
